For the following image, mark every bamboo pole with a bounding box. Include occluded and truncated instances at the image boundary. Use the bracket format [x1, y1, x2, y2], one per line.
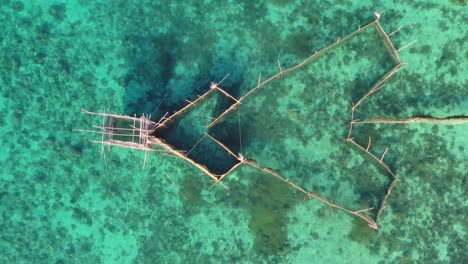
[76, 129, 153, 138]
[142, 115, 150, 169]
[100, 112, 106, 154]
[149, 137, 220, 182]
[352, 63, 403, 111]
[277, 60, 283, 76]
[346, 138, 398, 179]
[138, 115, 143, 145]
[107, 116, 113, 152]
[132, 114, 136, 143]
[92, 125, 138, 132]
[376, 178, 398, 223]
[100, 110, 110, 178]
[345, 138, 399, 226]
[210, 73, 231, 89]
[388, 26, 403, 37]
[366, 137, 372, 151]
[341, 23, 407, 228]
[374, 21, 402, 64]
[81, 104, 234, 187]
[157, 85, 238, 130]
[353, 116, 468, 125]
[238, 107, 243, 155]
[347, 106, 355, 139]
[156, 74, 235, 131]
[214, 86, 241, 104]
[207, 101, 241, 128]
[186, 134, 206, 156]
[81, 108, 158, 124]
[397, 40, 417, 53]
[244, 160, 379, 229]
[90, 139, 154, 151]
[204, 132, 241, 159]
[207, 112, 246, 188]
[380, 147, 389, 163]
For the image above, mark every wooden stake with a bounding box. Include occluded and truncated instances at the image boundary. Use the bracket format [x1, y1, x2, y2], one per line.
[215, 86, 241, 104]
[354, 116, 468, 125]
[397, 40, 417, 52]
[186, 134, 206, 157]
[138, 116, 142, 146]
[347, 138, 397, 179]
[204, 132, 240, 159]
[376, 178, 399, 222]
[165, 172, 187, 200]
[216, 73, 231, 87]
[277, 60, 283, 75]
[81, 108, 157, 124]
[158, 88, 218, 128]
[244, 160, 380, 230]
[207, 101, 241, 128]
[353, 63, 403, 111]
[132, 114, 136, 143]
[101, 112, 106, 154]
[355, 207, 374, 213]
[100, 110, 110, 178]
[107, 117, 113, 152]
[374, 20, 401, 63]
[238, 107, 243, 156]
[380, 147, 389, 163]
[347, 106, 355, 139]
[388, 26, 403, 37]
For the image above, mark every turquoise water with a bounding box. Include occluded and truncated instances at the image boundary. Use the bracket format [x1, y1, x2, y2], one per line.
[1, 0, 467, 263]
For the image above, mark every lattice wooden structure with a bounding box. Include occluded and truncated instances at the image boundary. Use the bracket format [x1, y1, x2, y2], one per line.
[79, 14, 467, 230]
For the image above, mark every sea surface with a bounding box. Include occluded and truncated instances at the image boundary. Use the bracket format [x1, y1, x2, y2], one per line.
[1, 0, 467, 263]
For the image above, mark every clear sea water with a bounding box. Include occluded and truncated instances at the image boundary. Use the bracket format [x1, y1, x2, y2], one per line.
[1, 0, 466, 263]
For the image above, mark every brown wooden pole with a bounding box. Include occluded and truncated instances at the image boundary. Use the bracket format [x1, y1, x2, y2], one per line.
[244, 160, 379, 229]
[352, 63, 403, 111]
[374, 20, 402, 64]
[204, 132, 241, 159]
[148, 138, 220, 182]
[215, 86, 241, 104]
[207, 101, 241, 128]
[376, 178, 398, 223]
[353, 116, 468, 125]
[346, 138, 398, 179]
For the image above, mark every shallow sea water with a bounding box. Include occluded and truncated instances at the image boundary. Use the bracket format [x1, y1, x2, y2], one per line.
[0, 0, 467, 263]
